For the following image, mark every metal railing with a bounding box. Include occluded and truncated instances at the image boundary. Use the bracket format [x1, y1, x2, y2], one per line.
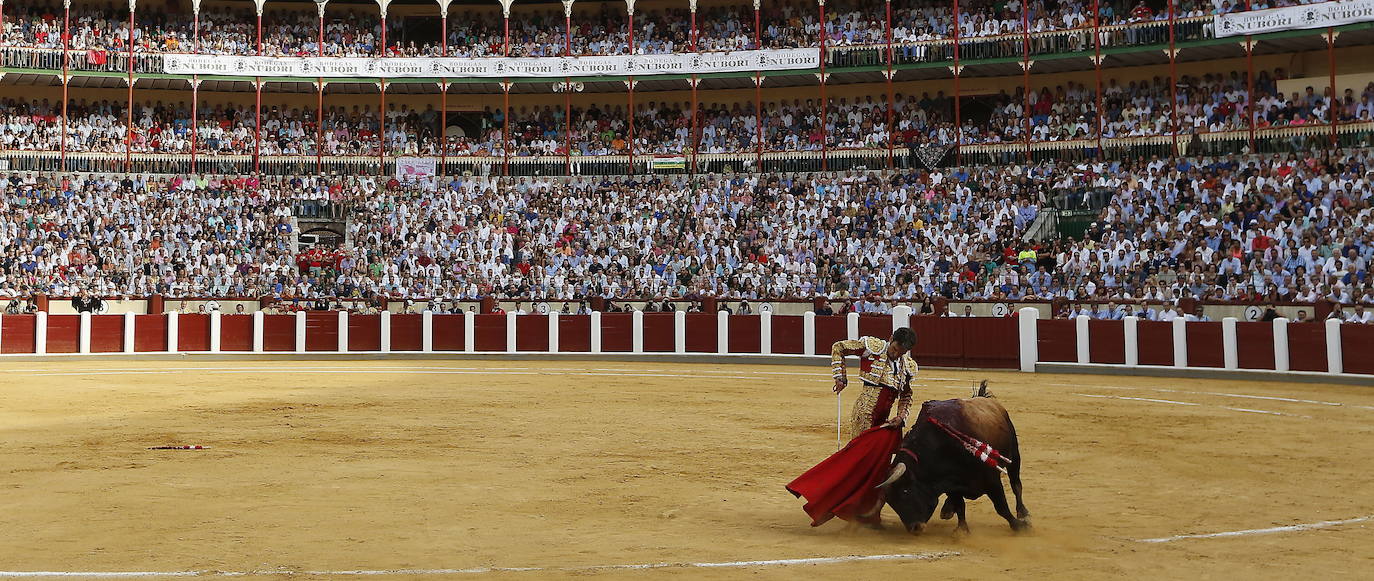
[0, 14, 1240, 79]
[4, 122, 1369, 176]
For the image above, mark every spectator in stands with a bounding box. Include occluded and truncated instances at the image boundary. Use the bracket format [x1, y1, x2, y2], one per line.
[1348, 304, 1372, 324]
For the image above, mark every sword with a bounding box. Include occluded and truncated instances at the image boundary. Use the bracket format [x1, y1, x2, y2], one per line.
[836, 392, 843, 450]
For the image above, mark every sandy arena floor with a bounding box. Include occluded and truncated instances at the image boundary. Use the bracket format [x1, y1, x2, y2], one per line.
[0, 359, 1372, 580]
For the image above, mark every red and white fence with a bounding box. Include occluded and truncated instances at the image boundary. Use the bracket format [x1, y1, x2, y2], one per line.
[0, 307, 1369, 379]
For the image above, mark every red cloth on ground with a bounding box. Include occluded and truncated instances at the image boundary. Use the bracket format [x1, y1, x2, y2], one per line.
[785, 426, 902, 527]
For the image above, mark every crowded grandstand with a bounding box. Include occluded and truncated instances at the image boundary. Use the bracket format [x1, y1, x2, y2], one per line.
[0, 0, 1370, 322]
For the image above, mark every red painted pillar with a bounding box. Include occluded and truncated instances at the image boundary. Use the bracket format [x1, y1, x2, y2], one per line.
[439, 6, 450, 175]
[61, 0, 69, 171]
[1168, 0, 1179, 156]
[687, 0, 697, 175]
[126, 3, 135, 172]
[818, 0, 828, 171]
[1328, 27, 1338, 148]
[502, 6, 511, 177]
[440, 8, 448, 176]
[884, 0, 894, 169]
[627, 1, 637, 176]
[1021, 0, 1030, 163]
[191, 6, 200, 173]
[952, 0, 962, 165]
[379, 4, 388, 176]
[1092, 0, 1103, 158]
[1245, 0, 1255, 153]
[754, 1, 762, 169]
[254, 8, 263, 176]
[564, 2, 573, 175]
[316, 1, 325, 175]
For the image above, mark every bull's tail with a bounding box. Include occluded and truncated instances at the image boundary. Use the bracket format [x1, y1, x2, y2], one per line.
[972, 380, 993, 398]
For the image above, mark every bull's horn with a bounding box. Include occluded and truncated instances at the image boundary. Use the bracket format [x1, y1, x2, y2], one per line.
[875, 462, 907, 489]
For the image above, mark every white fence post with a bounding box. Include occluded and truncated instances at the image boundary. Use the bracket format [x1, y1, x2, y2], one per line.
[1272, 317, 1289, 372]
[380, 310, 392, 353]
[166, 311, 180, 354]
[759, 311, 772, 355]
[846, 312, 860, 340]
[1018, 307, 1039, 372]
[125, 312, 137, 353]
[1222, 317, 1239, 370]
[79, 312, 92, 354]
[463, 310, 475, 353]
[1326, 318, 1343, 374]
[1172, 318, 1187, 367]
[252, 311, 265, 353]
[294, 311, 307, 352]
[423, 310, 435, 352]
[717, 310, 730, 355]
[337, 310, 349, 352]
[591, 311, 603, 354]
[35, 311, 47, 354]
[891, 305, 912, 333]
[209, 311, 222, 353]
[1123, 316, 1139, 367]
[506, 311, 518, 353]
[674, 310, 686, 354]
[1075, 315, 1090, 364]
[632, 309, 644, 353]
[548, 312, 560, 353]
[803, 311, 816, 356]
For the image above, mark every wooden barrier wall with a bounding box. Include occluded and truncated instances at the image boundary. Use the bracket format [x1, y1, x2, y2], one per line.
[0, 311, 1366, 379]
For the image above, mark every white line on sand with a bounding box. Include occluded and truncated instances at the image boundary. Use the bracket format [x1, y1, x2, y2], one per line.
[1223, 407, 1311, 419]
[1049, 383, 1354, 409]
[0, 552, 960, 578]
[1072, 393, 1200, 406]
[1138, 516, 1374, 543]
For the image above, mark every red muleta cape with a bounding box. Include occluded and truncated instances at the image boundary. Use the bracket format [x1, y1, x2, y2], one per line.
[785, 426, 902, 526]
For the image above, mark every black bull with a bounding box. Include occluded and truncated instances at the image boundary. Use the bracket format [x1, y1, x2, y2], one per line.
[875, 393, 1030, 534]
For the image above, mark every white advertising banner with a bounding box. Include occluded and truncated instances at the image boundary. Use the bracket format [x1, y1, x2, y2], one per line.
[1214, 0, 1374, 37]
[163, 49, 819, 78]
[395, 157, 438, 179]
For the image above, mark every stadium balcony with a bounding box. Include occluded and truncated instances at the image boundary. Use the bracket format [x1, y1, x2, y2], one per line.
[1, 0, 1372, 175]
